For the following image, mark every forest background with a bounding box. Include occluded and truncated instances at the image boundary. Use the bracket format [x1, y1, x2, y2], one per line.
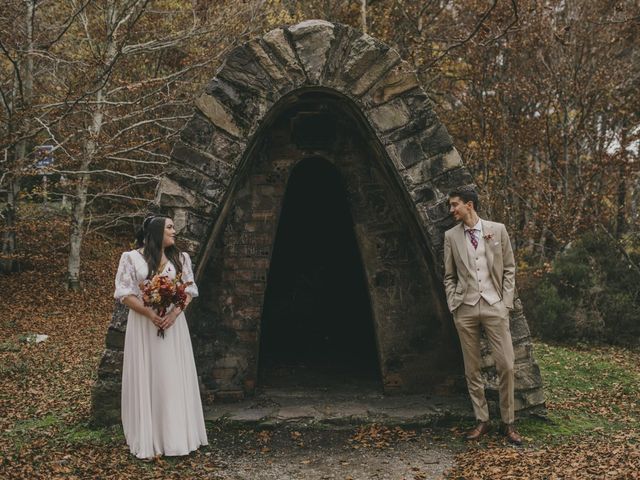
[2, 0, 639, 342]
[1, 1, 639, 478]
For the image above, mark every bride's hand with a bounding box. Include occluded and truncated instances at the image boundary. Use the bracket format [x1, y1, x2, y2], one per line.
[159, 309, 180, 331]
[146, 308, 163, 327]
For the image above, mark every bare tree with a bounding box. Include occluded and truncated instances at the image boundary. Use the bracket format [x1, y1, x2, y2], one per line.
[1, 0, 265, 285]
[44, 0, 263, 289]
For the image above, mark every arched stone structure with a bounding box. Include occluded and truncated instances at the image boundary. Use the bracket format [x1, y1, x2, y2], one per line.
[92, 20, 544, 424]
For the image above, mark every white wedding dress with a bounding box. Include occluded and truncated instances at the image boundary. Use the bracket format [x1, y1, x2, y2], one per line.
[114, 250, 208, 459]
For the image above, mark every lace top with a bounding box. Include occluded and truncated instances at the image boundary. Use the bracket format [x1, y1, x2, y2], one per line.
[114, 250, 199, 302]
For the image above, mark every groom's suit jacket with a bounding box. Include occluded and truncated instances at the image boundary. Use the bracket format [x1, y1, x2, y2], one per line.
[443, 219, 516, 313]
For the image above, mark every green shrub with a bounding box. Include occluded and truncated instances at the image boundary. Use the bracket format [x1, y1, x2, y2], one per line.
[524, 232, 640, 345]
[526, 280, 574, 340]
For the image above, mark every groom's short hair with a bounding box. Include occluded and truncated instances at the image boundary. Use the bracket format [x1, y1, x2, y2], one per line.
[448, 187, 479, 211]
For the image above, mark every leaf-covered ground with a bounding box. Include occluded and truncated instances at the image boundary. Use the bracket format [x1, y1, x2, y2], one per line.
[447, 343, 640, 479]
[1, 208, 639, 479]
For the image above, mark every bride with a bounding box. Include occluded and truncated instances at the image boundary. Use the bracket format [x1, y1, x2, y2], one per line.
[114, 214, 208, 459]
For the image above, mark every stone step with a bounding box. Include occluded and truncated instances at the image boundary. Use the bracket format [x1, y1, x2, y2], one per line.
[204, 391, 474, 428]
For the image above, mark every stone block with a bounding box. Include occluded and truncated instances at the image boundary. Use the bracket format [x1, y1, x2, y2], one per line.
[97, 349, 124, 379]
[349, 48, 401, 97]
[181, 210, 212, 239]
[165, 169, 226, 205]
[430, 169, 474, 193]
[367, 60, 420, 106]
[155, 176, 216, 214]
[367, 98, 412, 133]
[109, 301, 129, 332]
[481, 352, 496, 369]
[392, 136, 425, 169]
[424, 197, 451, 223]
[514, 361, 543, 391]
[91, 379, 122, 426]
[321, 24, 362, 88]
[170, 208, 188, 235]
[515, 388, 546, 409]
[420, 123, 454, 158]
[376, 142, 403, 173]
[383, 372, 403, 390]
[431, 148, 463, 177]
[288, 20, 335, 83]
[380, 96, 438, 146]
[217, 45, 273, 95]
[510, 312, 532, 343]
[206, 126, 246, 164]
[246, 39, 288, 86]
[195, 93, 242, 138]
[180, 111, 214, 151]
[262, 28, 306, 85]
[400, 157, 433, 189]
[409, 185, 439, 205]
[514, 342, 533, 362]
[105, 328, 125, 351]
[342, 34, 388, 85]
[177, 237, 202, 259]
[171, 142, 236, 185]
[205, 77, 244, 110]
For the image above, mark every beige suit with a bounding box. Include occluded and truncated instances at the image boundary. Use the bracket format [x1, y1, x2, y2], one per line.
[443, 219, 516, 424]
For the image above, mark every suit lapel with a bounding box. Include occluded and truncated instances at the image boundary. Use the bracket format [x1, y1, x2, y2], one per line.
[482, 220, 494, 266]
[482, 220, 500, 287]
[454, 224, 471, 272]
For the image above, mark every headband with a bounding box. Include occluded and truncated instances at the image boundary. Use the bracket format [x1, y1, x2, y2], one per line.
[142, 214, 168, 232]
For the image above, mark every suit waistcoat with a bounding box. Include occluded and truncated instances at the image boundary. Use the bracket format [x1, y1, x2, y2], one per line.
[463, 231, 501, 306]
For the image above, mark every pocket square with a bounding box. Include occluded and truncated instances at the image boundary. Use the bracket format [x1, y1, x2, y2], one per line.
[494, 242, 500, 246]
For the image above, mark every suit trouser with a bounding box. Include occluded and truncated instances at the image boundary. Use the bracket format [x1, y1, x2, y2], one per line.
[453, 297, 515, 424]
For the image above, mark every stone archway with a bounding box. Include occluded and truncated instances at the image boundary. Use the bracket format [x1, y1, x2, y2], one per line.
[92, 20, 544, 424]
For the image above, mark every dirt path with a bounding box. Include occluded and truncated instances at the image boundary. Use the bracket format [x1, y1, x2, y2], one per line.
[204, 427, 459, 480]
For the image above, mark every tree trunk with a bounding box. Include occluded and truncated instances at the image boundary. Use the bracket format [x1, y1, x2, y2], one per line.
[66, 1, 119, 288]
[2, 1, 35, 274]
[1, 176, 20, 273]
[66, 87, 106, 289]
[67, 158, 89, 290]
[615, 163, 626, 239]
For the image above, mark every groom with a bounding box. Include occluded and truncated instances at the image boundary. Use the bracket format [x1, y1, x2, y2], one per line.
[443, 187, 522, 445]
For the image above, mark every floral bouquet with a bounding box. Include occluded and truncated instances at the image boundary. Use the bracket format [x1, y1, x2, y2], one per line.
[140, 273, 192, 338]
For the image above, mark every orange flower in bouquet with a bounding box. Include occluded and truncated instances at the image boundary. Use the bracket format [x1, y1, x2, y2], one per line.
[140, 273, 192, 338]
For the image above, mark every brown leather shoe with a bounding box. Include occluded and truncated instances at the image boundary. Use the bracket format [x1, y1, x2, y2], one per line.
[504, 424, 523, 445]
[465, 421, 491, 440]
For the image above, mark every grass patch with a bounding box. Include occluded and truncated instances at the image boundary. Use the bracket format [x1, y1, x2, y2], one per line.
[60, 423, 124, 446]
[0, 341, 21, 352]
[518, 342, 640, 444]
[0, 358, 29, 377]
[5, 413, 62, 436]
[537, 343, 639, 398]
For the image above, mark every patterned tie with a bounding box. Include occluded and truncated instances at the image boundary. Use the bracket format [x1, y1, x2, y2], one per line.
[467, 228, 478, 249]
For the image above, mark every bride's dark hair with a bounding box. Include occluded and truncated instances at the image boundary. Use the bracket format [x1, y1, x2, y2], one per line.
[135, 215, 183, 279]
